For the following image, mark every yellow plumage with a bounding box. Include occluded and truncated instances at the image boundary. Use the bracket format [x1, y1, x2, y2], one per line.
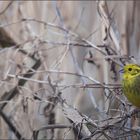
[122, 64, 140, 107]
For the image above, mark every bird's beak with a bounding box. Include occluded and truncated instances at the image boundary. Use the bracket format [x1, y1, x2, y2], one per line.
[119, 68, 124, 73]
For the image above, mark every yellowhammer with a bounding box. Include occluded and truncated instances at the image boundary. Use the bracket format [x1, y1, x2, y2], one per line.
[121, 64, 140, 107]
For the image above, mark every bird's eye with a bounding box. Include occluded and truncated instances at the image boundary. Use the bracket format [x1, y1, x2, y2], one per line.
[128, 68, 132, 71]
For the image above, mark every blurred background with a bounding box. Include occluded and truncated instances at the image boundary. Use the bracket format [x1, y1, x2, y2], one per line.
[0, 1, 140, 139]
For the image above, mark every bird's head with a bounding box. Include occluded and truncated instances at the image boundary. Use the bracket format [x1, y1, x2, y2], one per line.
[120, 64, 140, 79]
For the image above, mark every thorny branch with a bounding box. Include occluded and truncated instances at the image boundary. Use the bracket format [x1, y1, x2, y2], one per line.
[33, 85, 140, 140]
[0, 58, 41, 110]
[0, 47, 41, 139]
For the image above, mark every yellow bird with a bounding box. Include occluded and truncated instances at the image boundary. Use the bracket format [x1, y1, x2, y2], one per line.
[121, 64, 140, 107]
